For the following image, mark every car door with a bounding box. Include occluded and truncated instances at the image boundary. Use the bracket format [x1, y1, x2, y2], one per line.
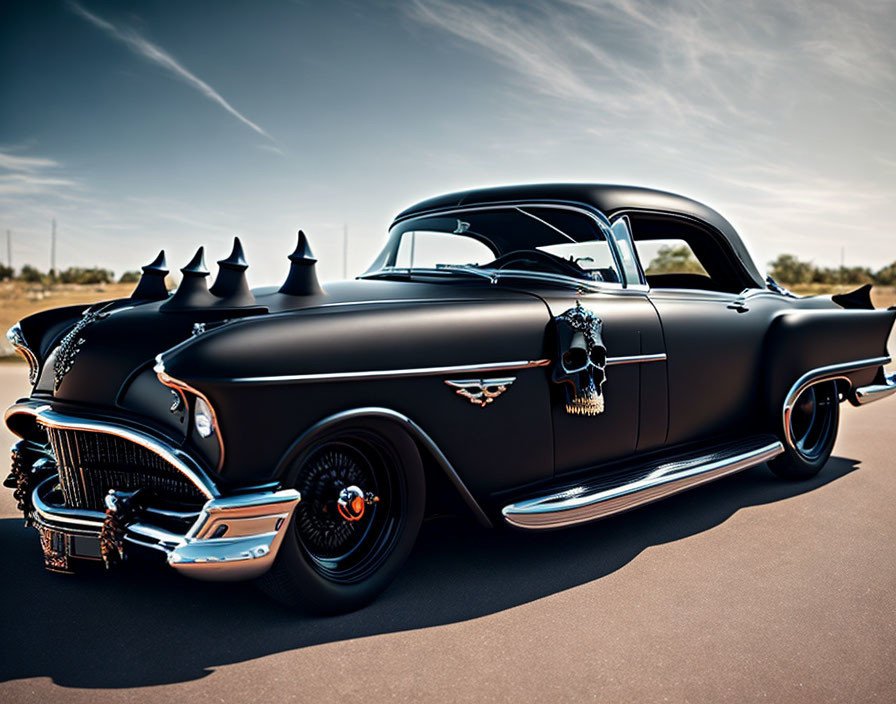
[627, 215, 777, 445]
[646, 289, 781, 444]
[540, 289, 668, 474]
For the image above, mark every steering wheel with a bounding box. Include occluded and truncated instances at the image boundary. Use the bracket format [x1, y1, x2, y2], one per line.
[483, 249, 599, 280]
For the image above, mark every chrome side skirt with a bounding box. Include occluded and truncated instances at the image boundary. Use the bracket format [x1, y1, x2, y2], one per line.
[502, 438, 784, 530]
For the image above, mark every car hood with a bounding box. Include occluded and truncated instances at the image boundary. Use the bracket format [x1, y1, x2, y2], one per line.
[30, 278, 548, 408]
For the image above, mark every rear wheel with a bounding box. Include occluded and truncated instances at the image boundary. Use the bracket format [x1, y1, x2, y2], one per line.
[258, 425, 424, 614]
[769, 381, 840, 480]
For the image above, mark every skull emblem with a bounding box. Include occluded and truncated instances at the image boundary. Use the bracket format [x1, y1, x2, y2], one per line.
[552, 301, 608, 415]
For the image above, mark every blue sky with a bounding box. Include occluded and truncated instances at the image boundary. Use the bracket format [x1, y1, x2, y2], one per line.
[2, 0, 895, 284]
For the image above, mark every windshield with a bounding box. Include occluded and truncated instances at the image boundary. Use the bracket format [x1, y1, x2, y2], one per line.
[364, 205, 624, 286]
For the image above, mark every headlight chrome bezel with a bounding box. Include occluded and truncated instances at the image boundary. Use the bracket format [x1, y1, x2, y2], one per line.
[155, 354, 225, 470]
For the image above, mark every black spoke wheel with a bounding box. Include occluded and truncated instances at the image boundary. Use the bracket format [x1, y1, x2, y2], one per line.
[770, 381, 840, 480]
[258, 423, 424, 614]
[293, 434, 402, 583]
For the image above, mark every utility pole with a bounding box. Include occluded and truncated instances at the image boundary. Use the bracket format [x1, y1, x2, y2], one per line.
[51, 218, 57, 276]
[343, 223, 348, 279]
[840, 246, 845, 269]
[6, 230, 10, 269]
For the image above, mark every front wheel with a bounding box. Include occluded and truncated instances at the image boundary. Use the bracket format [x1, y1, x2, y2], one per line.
[258, 424, 425, 614]
[769, 380, 840, 480]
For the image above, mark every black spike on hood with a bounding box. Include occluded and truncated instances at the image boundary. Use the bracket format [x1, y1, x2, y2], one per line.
[210, 236, 256, 306]
[160, 247, 217, 311]
[130, 250, 170, 301]
[279, 230, 323, 296]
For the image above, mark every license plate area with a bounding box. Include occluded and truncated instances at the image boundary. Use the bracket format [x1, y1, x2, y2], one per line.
[36, 523, 103, 572]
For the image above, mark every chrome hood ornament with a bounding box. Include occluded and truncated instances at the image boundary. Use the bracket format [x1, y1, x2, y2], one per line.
[52, 304, 111, 392]
[445, 377, 515, 407]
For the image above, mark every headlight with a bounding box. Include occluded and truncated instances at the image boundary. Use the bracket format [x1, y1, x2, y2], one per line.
[194, 396, 216, 438]
[7, 323, 39, 385]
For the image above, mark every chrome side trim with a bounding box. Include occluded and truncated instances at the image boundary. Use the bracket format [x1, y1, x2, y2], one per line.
[502, 440, 784, 530]
[852, 372, 896, 406]
[280, 406, 493, 528]
[8, 401, 218, 499]
[606, 353, 667, 366]
[782, 356, 891, 450]
[216, 359, 550, 385]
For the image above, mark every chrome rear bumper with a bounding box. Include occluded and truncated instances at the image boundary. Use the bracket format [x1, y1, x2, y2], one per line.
[851, 371, 896, 406]
[31, 474, 300, 581]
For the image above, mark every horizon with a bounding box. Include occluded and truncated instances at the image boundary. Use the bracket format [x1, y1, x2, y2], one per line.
[2, 0, 895, 287]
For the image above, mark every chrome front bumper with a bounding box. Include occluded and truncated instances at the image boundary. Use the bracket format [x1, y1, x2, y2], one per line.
[31, 475, 300, 580]
[6, 399, 300, 581]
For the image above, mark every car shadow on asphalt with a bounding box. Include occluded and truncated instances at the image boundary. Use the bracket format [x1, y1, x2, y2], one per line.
[0, 456, 860, 688]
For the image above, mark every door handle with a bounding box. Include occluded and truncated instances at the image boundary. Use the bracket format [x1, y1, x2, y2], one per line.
[727, 299, 749, 313]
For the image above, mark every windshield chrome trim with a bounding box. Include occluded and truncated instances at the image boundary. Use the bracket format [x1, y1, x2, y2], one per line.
[362, 265, 623, 293]
[368, 200, 635, 290]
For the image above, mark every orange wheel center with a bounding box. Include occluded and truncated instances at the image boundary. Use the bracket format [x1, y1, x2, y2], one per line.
[337, 485, 377, 522]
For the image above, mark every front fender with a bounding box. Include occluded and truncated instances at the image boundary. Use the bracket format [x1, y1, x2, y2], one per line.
[158, 298, 555, 498]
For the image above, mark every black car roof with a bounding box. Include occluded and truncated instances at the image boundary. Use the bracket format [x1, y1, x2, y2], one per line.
[393, 183, 765, 289]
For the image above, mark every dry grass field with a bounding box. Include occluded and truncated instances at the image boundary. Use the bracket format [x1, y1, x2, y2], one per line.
[0, 281, 135, 357]
[789, 283, 896, 308]
[1, 281, 894, 360]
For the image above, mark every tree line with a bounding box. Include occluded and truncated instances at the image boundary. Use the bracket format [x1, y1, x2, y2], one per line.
[767, 254, 896, 286]
[0, 264, 140, 285]
[3, 251, 896, 287]
[647, 246, 896, 286]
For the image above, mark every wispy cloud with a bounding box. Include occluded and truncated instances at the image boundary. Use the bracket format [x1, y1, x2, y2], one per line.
[407, 0, 776, 130]
[407, 0, 896, 268]
[69, 2, 275, 142]
[0, 152, 62, 172]
[0, 149, 79, 197]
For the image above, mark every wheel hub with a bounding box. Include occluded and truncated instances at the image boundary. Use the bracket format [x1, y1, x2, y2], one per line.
[336, 485, 380, 522]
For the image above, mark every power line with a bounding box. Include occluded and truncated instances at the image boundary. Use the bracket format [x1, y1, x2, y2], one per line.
[51, 218, 57, 275]
[343, 223, 348, 279]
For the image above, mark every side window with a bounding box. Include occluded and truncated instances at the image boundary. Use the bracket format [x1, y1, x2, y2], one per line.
[635, 239, 709, 277]
[394, 231, 495, 268]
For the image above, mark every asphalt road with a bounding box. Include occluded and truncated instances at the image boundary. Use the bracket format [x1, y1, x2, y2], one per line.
[0, 364, 894, 703]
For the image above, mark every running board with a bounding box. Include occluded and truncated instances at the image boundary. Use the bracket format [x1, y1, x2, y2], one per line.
[502, 437, 784, 530]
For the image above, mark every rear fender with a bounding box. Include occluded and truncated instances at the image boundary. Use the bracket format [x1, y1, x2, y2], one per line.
[763, 308, 895, 421]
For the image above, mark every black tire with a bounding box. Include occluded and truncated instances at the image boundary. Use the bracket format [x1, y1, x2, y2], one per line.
[769, 380, 840, 480]
[257, 423, 424, 614]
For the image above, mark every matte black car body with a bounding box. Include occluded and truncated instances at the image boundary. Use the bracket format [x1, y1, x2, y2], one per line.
[5, 183, 895, 612]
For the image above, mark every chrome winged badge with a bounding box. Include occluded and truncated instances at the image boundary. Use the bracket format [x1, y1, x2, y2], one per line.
[445, 377, 515, 407]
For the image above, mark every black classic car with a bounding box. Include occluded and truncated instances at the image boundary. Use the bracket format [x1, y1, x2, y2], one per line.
[6, 184, 896, 613]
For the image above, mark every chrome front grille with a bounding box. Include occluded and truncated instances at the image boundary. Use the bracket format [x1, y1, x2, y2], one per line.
[44, 426, 205, 510]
